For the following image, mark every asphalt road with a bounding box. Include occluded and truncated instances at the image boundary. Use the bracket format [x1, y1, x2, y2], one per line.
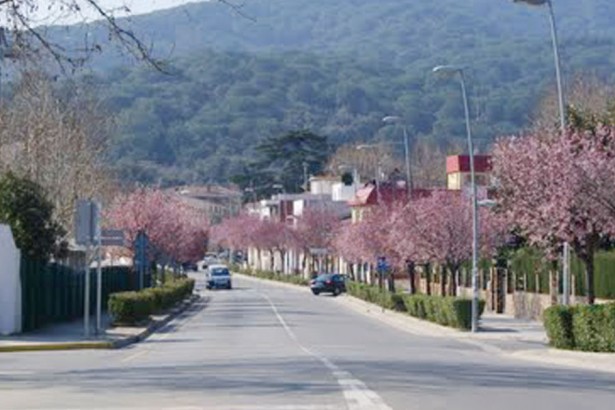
[1, 273, 615, 410]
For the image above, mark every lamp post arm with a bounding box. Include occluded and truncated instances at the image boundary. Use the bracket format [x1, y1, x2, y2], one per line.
[547, 0, 566, 133]
[402, 125, 413, 192]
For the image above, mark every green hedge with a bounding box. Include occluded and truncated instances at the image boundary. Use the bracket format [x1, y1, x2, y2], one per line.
[543, 305, 575, 349]
[346, 282, 402, 310]
[402, 294, 486, 330]
[347, 281, 485, 330]
[544, 303, 615, 352]
[108, 278, 195, 325]
[235, 267, 310, 286]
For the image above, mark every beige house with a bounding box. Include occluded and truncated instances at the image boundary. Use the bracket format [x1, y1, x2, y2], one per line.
[169, 185, 243, 223]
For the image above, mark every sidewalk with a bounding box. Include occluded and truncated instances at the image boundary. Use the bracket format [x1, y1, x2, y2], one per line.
[0, 294, 201, 353]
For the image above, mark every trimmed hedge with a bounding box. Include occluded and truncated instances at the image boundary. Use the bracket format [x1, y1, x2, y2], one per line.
[108, 278, 195, 325]
[235, 267, 310, 286]
[402, 294, 486, 330]
[544, 303, 615, 352]
[346, 282, 401, 310]
[347, 281, 485, 330]
[543, 305, 575, 349]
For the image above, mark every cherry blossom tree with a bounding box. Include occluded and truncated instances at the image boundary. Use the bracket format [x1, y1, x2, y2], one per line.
[251, 218, 295, 272]
[106, 187, 209, 273]
[210, 212, 260, 252]
[294, 207, 340, 273]
[492, 125, 615, 304]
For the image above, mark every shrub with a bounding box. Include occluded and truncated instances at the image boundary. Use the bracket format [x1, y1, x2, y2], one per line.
[346, 282, 403, 310]
[543, 305, 575, 349]
[400, 294, 486, 330]
[108, 291, 155, 325]
[109, 278, 195, 325]
[404, 294, 427, 319]
[240, 267, 310, 286]
[543, 303, 615, 352]
[347, 282, 484, 330]
[572, 304, 615, 352]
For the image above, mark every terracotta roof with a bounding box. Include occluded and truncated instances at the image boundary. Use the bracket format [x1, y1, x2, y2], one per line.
[446, 155, 492, 174]
[348, 182, 409, 207]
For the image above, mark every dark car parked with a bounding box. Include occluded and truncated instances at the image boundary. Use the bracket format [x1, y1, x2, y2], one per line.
[310, 273, 346, 296]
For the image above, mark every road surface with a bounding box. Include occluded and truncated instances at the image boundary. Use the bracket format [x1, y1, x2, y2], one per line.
[1, 273, 614, 410]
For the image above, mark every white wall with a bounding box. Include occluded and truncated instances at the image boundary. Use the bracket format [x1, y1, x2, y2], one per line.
[0, 225, 21, 335]
[332, 182, 358, 202]
[309, 179, 335, 195]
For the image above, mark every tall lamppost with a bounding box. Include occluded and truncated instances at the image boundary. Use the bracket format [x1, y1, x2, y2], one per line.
[382, 116, 413, 192]
[513, 0, 570, 304]
[432, 65, 480, 333]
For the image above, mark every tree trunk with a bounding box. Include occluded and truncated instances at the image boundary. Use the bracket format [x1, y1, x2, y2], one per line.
[576, 235, 598, 305]
[406, 260, 416, 294]
[440, 266, 447, 296]
[580, 252, 596, 305]
[449, 264, 459, 297]
[549, 259, 558, 306]
[387, 271, 395, 293]
[425, 263, 432, 295]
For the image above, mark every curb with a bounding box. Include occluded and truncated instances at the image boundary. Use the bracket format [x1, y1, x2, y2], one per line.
[0, 294, 201, 353]
[0, 341, 113, 353]
[510, 348, 615, 375]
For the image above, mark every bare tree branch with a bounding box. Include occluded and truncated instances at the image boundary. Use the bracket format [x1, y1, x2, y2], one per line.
[218, 0, 256, 22]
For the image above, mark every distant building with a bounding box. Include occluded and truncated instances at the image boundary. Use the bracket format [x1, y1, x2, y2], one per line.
[169, 185, 243, 223]
[446, 155, 492, 192]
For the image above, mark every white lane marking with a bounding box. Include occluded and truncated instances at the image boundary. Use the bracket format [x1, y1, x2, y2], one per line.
[0, 370, 35, 376]
[120, 349, 149, 363]
[261, 293, 393, 410]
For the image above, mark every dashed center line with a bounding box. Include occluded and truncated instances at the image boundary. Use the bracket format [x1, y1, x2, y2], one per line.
[261, 292, 393, 410]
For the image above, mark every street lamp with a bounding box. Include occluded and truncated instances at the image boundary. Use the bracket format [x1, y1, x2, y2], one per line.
[432, 64, 480, 333]
[513, 0, 570, 305]
[382, 116, 413, 192]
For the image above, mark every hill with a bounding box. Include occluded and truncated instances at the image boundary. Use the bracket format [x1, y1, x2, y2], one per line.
[63, 0, 615, 184]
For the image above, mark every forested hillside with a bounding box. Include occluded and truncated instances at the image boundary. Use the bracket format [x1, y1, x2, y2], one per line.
[69, 0, 615, 184]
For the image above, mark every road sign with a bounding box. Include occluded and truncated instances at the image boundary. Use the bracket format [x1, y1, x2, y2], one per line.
[309, 248, 328, 256]
[74, 200, 99, 245]
[377, 256, 390, 275]
[101, 229, 125, 247]
[134, 231, 150, 290]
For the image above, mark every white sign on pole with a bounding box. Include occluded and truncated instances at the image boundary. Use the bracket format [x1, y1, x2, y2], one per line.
[309, 248, 328, 256]
[101, 229, 125, 247]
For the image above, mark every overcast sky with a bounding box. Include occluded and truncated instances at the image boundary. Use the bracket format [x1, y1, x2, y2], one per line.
[28, 0, 208, 25]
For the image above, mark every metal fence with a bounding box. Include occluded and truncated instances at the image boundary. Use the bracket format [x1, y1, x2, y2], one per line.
[20, 257, 137, 332]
